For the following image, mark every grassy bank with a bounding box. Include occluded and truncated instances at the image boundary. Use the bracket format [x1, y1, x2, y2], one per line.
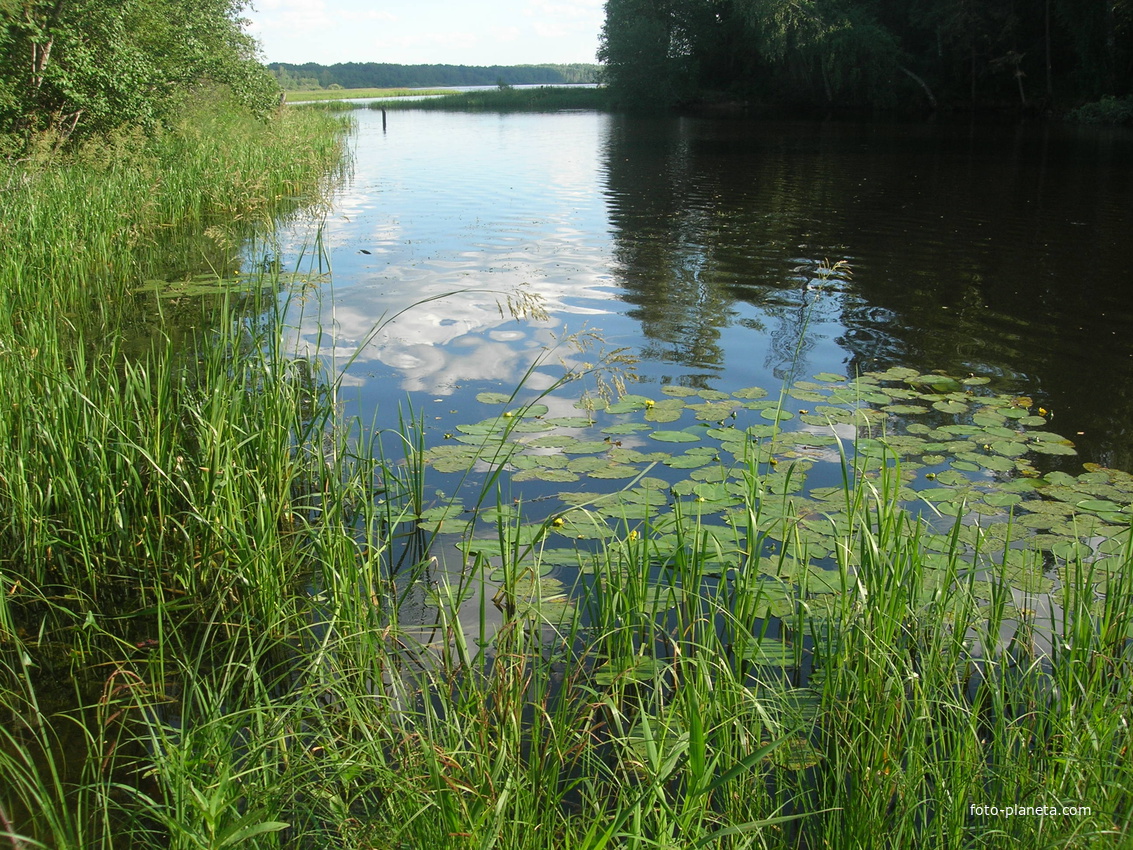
[0, 95, 353, 845]
[374, 86, 611, 112]
[284, 87, 454, 103]
[290, 85, 611, 113]
[2, 91, 1131, 850]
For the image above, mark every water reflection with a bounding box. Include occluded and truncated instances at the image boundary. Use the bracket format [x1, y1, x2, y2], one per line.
[276, 107, 1133, 470]
[599, 115, 1133, 469]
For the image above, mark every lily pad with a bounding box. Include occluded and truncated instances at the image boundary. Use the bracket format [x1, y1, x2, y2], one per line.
[476, 391, 512, 404]
[650, 430, 701, 443]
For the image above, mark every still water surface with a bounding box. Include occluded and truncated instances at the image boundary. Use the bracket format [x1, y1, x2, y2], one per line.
[274, 108, 1133, 474]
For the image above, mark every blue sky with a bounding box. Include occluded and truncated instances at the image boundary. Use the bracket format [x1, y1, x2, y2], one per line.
[245, 0, 605, 66]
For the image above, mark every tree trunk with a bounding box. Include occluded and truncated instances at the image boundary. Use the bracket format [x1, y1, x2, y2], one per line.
[1045, 0, 1053, 99]
[899, 65, 937, 108]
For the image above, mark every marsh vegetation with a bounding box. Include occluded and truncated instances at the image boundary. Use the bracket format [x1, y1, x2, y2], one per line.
[3, 10, 1132, 847]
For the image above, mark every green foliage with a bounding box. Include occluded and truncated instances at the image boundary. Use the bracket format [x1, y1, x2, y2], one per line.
[0, 0, 279, 149]
[599, 0, 690, 109]
[599, 0, 1133, 111]
[1069, 94, 1133, 124]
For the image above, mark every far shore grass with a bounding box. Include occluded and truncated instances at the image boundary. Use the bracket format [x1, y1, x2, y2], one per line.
[284, 86, 459, 102]
[288, 85, 611, 112]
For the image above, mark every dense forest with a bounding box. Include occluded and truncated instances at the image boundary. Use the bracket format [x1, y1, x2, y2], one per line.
[268, 61, 602, 90]
[0, 0, 281, 152]
[600, 0, 1133, 113]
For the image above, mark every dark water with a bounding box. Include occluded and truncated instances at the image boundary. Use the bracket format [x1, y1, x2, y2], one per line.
[275, 109, 1133, 472]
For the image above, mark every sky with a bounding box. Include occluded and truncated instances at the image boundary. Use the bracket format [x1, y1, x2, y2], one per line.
[244, 0, 605, 67]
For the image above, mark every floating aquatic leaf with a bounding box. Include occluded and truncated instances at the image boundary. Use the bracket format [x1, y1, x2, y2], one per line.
[813, 372, 847, 383]
[545, 416, 596, 428]
[606, 398, 650, 414]
[790, 389, 829, 403]
[567, 456, 614, 474]
[511, 420, 555, 433]
[692, 482, 732, 501]
[884, 404, 928, 415]
[609, 447, 669, 463]
[457, 420, 505, 435]
[525, 434, 578, 449]
[593, 656, 667, 686]
[650, 430, 701, 443]
[977, 454, 1016, 473]
[538, 548, 594, 568]
[1017, 513, 1061, 529]
[998, 407, 1030, 419]
[760, 408, 794, 422]
[602, 422, 652, 435]
[552, 514, 614, 540]
[562, 441, 611, 454]
[499, 575, 574, 621]
[587, 465, 642, 479]
[1075, 499, 1123, 514]
[1050, 541, 1093, 561]
[645, 406, 684, 423]
[689, 401, 737, 421]
[665, 453, 712, 469]
[419, 504, 465, 522]
[741, 637, 797, 668]
[661, 385, 700, 397]
[476, 391, 512, 404]
[513, 467, 579, 483]
[733, 386, 770, 399]
[489, 561, 555, 581]
[699, 389, 732, 401]
[1018, 499, 1075, 515]
[973, 411, 1007, 427]
[908, 375, 963, 393]
[1029, 441, 1077, 456]
[920, 488, 960, 503]
[812, 405, 855, 424]
[932, 400, 968, 414]
[983, 492, 1023, 508]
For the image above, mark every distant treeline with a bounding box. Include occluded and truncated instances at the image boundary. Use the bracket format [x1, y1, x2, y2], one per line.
[268, 62, 601, 90]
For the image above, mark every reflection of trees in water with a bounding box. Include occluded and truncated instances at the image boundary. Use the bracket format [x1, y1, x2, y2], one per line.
[602, 117, 729, 375]
[600, 116, 855, 382]
[599, 116, 1133, 471]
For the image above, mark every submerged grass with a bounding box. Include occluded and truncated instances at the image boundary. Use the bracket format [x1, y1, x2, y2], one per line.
[2, 91, 1132, 849]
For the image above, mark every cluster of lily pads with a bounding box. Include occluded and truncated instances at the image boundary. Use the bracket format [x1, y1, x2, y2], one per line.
[418, 366, 1133, 615]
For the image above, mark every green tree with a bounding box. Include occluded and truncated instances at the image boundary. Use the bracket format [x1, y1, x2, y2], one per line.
[734, 0, 903, 106]
[599, 0, 691, 108]
[0, 0, 277, 149]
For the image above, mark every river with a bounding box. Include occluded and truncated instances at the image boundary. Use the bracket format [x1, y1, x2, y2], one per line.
[271, 107, 1133, 481]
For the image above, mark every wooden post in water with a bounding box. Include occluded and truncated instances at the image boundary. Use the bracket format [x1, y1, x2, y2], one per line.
[382, 108, 387, 132]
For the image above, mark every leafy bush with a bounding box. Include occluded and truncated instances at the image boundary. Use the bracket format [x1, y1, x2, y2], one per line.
[1068, 95, 1133, 125]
